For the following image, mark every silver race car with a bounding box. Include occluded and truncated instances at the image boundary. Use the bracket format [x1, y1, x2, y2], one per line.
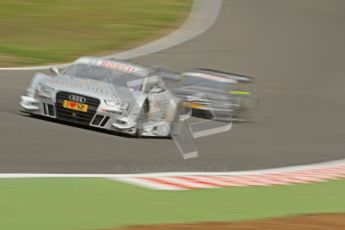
[172, 69, 257, 122]
[20, 57, 189, 137]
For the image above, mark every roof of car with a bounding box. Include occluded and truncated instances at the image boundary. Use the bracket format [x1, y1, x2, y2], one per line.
[73, 57, 148, 76]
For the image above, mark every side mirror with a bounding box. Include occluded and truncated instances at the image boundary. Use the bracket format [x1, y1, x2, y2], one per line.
[49, 66, 60, 76]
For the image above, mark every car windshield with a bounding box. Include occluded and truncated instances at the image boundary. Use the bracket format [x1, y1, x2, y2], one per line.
[63, 64, 145, 90]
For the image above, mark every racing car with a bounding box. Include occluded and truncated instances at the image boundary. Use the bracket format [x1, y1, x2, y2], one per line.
[20, 57, 190, 137]
[20, 57, 256, 137]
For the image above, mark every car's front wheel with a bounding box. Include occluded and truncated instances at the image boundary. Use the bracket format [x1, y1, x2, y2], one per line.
[135, 100, 149, 137]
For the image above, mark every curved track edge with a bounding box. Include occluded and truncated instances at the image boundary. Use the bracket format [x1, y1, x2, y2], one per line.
[0, 158, 345, 190]
[0, 0, 223, 71]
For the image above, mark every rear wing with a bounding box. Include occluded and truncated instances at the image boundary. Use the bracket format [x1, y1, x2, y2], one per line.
[194, 68, 254, 83]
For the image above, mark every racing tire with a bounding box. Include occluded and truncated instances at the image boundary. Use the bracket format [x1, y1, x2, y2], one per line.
[135, 100, 149, 137]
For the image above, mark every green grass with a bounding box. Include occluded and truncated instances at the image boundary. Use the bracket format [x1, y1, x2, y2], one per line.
[0, 178, 344, 230]
[0, 0, 192, 66]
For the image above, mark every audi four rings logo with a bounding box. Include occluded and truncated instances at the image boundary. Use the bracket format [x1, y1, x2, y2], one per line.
[68, 95, 86, 103]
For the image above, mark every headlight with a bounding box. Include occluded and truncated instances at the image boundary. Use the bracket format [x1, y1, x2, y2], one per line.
[36, 84, 54, 99]
[104, 99, 130, 111]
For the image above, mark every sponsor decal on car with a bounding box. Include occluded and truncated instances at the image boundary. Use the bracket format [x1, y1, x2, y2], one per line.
[99, 60, 140, 73]
[63, 100, 88, 112]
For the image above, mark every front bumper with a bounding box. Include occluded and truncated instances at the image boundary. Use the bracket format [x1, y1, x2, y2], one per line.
[19, 95, 134, 133]
[19, 95, 170, 137]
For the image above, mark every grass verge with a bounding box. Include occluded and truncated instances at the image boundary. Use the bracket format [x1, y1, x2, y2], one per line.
[0, 0, 192, 66]
[0, 178, 344, 230]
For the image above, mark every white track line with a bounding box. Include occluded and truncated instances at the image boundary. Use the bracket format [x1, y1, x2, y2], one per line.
[115, 177, 183, 190]
[0, 158, 343, 178]
[0, 159, 344, 190]
[0, 0, 223, 71]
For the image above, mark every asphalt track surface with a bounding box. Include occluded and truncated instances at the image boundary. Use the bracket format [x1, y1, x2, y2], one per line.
[1, 0, 345, 173]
